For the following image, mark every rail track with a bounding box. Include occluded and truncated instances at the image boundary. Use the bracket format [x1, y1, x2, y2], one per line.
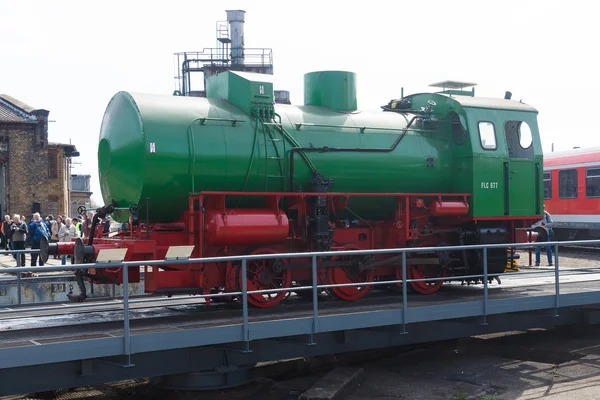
[558, 244, 600, 255]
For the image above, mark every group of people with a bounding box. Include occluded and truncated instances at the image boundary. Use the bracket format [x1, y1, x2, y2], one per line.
[0, 213, 85, 266]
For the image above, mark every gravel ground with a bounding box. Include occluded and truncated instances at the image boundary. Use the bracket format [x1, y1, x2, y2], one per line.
[516, 248, 600, 269]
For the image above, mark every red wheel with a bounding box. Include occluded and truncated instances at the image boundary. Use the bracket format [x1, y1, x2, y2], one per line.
[325, 245, 374, 301]
[406, 264, 445, 295]
[238, 248, 291, 308]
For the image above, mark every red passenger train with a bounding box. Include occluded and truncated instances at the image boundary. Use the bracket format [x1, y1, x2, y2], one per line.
[543, 146, 600, 240]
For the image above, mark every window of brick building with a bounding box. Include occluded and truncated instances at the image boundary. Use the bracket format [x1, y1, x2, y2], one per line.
[48, 149, 58, 179]
[0, 137, 8, 152]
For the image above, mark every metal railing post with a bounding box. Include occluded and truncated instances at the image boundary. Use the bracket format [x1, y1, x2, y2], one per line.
[554, 243, 559, 317]
[122, 263, 131, 363]
[401, 251, 408, 334]
[241, 258, 251, 352]
[482, 247, 488, 326]
[309, 255, 318, 345]
[16, 253, 22, 305]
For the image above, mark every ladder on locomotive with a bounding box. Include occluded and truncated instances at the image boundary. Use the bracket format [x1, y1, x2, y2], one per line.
[262, 121, 287, 191]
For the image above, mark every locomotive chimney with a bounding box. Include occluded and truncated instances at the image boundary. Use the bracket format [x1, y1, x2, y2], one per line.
[226, 10, 245, 65]
[504, 91, 512, 100]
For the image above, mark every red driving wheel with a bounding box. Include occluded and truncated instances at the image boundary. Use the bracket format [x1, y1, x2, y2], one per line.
[324, 244, 374, 301]
[406, 264, 445, 295]
[238, 248, 291, 308]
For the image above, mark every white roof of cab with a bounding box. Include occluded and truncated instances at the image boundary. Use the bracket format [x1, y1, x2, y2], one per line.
[441, 94, 538, 112]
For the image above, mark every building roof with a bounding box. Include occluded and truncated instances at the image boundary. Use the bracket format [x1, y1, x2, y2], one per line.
[0, 94, 39, 123]
[48, 142, 80, 157]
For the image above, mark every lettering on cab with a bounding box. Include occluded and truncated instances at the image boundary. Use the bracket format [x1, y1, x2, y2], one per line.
[481, 182, 499, 189]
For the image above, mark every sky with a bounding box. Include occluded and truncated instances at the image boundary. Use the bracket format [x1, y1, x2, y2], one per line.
[1, 0, 598, 205]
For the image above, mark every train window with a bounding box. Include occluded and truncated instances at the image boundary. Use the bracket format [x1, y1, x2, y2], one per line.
[543, 171, 551, 200]
[504, 121, 534, 159]
[518, 122, 533, 149]
[451, 113, 467, 145]
[559, 169, 578, 199]
[586, 168, 600, 198]
[478, 121, 496, 150]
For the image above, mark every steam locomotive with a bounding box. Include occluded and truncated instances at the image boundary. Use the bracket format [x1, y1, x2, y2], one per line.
[43, 70, 544, 307]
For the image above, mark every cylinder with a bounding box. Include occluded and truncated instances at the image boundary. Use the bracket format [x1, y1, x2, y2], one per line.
[429, 201, 470, 217]
[204, 209, 289, 247]
[226, 10, 245, 65]
[304, 71, 357, 111]
[40, 236, 76, 263]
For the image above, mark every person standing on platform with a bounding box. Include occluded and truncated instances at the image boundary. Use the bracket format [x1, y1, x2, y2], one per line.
[535, 205, 554, 266]
[28, 213, 50, 267]
[58, 218, 76, 265]
[3, 215, 11, 250]
[9, 214, 27, 266]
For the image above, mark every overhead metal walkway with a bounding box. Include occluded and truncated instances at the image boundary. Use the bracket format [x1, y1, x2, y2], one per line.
[2, 240, 600, 396]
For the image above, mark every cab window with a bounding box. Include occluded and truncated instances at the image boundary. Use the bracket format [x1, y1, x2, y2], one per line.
[451, 113, 467, 145]
[478, 121, 496, 150]
[505, 121, 534, 159]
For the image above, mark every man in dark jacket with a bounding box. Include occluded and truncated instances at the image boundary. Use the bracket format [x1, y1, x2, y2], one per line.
[9, 214, 27, 266]
[28, 212, 50, 266]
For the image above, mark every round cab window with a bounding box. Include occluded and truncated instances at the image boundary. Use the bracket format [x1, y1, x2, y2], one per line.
[519, 122, 533, 149]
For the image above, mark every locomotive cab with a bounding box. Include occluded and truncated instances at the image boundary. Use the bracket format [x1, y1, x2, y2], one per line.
[400, 82, 543, 221]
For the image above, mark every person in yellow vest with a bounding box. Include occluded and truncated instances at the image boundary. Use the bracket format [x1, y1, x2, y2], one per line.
[73, 217, 82, 238]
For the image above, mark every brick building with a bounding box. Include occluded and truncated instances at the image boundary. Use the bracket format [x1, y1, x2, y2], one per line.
[0, 94, 80, 219]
